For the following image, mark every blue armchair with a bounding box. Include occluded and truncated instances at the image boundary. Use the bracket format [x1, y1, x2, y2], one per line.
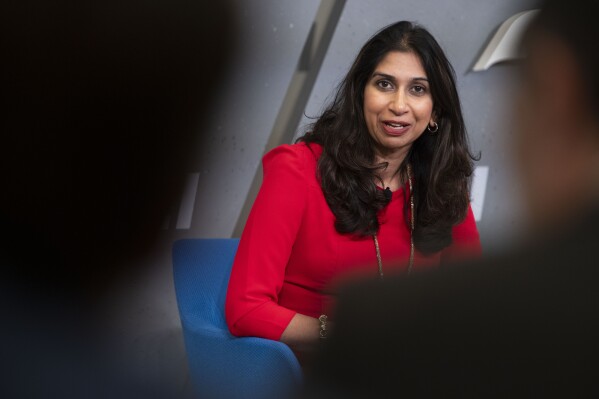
[172, 239, 302, 399]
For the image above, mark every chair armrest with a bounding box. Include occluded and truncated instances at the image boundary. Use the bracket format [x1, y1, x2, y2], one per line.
[181, 327, 302, 399]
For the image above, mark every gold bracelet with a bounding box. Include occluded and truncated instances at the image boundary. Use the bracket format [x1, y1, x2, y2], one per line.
[318, 314, 328, 339]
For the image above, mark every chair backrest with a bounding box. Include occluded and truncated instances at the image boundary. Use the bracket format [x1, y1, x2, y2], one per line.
[172, 238, 239, 332]
[172, 238, 303, 399]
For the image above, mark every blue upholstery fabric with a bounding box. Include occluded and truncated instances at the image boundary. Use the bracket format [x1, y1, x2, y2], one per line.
[172, 239, 302, 399]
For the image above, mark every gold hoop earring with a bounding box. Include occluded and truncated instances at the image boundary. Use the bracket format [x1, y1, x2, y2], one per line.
[427, 122, 439, 133]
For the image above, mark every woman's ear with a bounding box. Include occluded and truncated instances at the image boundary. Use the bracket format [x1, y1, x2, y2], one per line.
[429, 114, 438, 127]
[430, 110, 439, 125]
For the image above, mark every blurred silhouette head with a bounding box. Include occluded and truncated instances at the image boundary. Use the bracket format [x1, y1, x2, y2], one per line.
[0, 0, 236, 297]
[516, 0, 599, 232]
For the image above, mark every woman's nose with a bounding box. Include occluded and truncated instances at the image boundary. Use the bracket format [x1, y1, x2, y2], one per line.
[389, 91, 408, 115]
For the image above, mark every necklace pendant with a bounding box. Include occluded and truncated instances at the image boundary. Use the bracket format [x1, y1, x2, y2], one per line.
[383, 187, 392, 201]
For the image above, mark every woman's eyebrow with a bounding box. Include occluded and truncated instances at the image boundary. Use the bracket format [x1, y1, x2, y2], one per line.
[371, 72, 429, 83]
[371, 72, 396, 82]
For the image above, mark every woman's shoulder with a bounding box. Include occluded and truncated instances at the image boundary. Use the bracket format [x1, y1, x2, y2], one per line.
[262, 142, 323, 171]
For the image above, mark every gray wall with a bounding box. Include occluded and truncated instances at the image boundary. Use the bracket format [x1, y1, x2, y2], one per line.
[178, 0, 322, 238]
[118, 0, 540, 392]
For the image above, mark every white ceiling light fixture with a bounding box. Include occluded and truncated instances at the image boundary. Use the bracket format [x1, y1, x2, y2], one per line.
[472, 10, 540, 72]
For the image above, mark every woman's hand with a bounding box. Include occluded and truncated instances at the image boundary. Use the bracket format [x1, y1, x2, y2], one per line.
[280, 313, 329, 353]
[280, 313, 319, 352]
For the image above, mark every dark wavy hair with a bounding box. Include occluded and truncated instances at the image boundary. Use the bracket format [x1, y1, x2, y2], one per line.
[298, 21, 478, 254]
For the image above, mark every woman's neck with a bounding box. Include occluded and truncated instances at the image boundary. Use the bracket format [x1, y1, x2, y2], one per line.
[373, 146, 410, 191]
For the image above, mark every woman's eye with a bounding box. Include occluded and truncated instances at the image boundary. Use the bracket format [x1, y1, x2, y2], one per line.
[411, 85, 427, 94]
[377, 80, 393, 90]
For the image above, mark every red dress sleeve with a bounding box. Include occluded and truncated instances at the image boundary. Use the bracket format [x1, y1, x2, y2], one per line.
[441, 205, 482, 264]
[225, 144, 308, 340]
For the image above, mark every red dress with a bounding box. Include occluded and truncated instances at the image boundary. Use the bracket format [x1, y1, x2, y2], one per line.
[225, 142, 482, 340]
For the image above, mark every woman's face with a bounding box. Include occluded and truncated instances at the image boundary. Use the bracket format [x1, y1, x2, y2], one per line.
[363, 50, 435, 158]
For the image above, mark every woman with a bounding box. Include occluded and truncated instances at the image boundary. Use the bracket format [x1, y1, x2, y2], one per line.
[225, 21, 481, 353]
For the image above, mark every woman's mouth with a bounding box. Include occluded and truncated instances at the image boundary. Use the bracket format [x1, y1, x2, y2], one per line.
[381, 121, 411, 136]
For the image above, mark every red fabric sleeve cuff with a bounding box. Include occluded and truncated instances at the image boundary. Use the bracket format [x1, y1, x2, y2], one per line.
[229, 301, 297, 341]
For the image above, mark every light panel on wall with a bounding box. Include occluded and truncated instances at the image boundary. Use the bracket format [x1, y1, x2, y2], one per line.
[471, 166, 489, 222]
[176, 172, 200, 230]
[472, 10, 539, 71]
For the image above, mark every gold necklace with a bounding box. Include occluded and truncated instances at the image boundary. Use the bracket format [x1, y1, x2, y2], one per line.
[373, 164, 414, 278]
